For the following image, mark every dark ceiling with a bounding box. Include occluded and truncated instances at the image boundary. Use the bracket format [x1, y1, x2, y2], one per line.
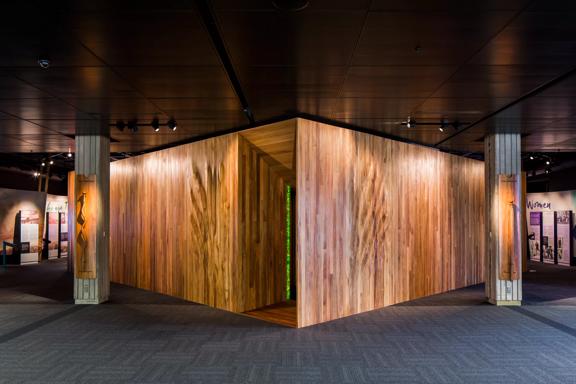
[1, 0, 576, 157]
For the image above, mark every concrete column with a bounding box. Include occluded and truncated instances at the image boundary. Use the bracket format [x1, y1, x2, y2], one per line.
[484, 133, 522, 305]
[74, 120, 110, 304]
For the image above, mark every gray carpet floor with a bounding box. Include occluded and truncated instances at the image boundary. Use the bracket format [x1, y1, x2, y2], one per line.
[0, 259, 575, 383]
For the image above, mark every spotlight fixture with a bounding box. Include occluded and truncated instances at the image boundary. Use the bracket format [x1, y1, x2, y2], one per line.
[67, 152, 73, 158]
[49, 160, 54, 165]
[115, 120, 126, 132]
[546, 160, 550, 165]
[41, 162, 45, 167]
[545, 168, 552, 174]
[529, 155, 534, 160]
[151, 118, 160, 132]
[127, 119, 138, 133]
[402, 117, 416, 128]
[33, 172, 39, 177]
[439, 118, 448, 132]
[167, 118, 177, 131]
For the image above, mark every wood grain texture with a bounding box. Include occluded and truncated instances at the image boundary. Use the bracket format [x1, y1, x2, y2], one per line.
[110, 126, 293, 314]
[75, 174, 97, 279]
[110, 134, 240, 311]
[67, 171, 75, 273]
[238, 136, 288, 311]
[296, 119, 485, 327]
[497, 174, 521, 281]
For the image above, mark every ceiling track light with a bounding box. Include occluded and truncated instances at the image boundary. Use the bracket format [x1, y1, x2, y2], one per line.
[115, 120, 126, 132]
[167, 118, 177, 131]
[401, 118, 468, 130]
[127, 119, 138, 133]
[151, 118, 160, 132]
[112, 119, 178, 132]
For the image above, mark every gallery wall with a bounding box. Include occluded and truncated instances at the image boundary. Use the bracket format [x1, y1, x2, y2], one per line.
[295, 119, 485, 327]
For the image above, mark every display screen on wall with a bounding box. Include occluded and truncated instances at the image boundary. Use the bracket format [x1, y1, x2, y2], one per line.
[542, 211, 556, 264]
[528, 212, 542, 262]
[556, 210, 572, 267]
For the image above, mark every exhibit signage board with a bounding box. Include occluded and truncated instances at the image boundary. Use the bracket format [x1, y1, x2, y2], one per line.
[0, 188, 46, 264]
[46, 195, 68, 259]
[47, 212, 59, 259]
[528, 212, 542, 262]
[526, 191, 576, 266]
[556, 211, 572, 266]
[20, 209, 40, 264]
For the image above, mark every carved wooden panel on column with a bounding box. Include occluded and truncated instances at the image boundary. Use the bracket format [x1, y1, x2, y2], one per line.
[484, 133, 522, 305]
[74, 174, 97, 279]
[497, 174, 521, 281]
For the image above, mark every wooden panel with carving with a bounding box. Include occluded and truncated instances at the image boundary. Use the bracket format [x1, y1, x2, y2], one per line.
[75, 174, 97, 279]
[498, 174, 521, 281]
[296, 119, 485, 327]
[109, 134, 240, 312]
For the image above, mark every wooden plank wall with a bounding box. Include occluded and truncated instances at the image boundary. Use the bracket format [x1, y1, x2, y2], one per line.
[296, 119, 485, 327]
[238, 136, 288, 311]
[110, 134, 240, 311]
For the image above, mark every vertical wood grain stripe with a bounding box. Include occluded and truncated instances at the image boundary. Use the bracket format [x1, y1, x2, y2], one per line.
[296, 119, 485, 327]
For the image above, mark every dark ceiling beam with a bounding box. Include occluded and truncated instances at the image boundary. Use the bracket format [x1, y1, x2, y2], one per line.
[194, 0, 255, 124]
[434, 65, 576, 148]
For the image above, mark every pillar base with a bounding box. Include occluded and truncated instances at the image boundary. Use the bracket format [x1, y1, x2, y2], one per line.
[488, 298, 521, 306]
[75, 298, 108, 305]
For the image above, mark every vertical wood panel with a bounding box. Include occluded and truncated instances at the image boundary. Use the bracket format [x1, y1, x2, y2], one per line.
[238, 136, 288, 311]
[110, 134, 241, 311]
[296, 119, 485, 327]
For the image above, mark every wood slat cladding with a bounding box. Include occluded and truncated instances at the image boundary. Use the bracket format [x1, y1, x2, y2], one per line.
[296, 119, 485, 327]
[110, 134, 240, 311]
[238, 136, 289, 311]
[239, 120, 297, 185]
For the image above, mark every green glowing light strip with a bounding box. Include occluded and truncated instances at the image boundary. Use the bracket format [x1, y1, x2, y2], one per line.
[286, 184, 291, 300]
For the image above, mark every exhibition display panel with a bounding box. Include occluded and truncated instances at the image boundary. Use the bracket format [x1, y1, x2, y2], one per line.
[526, 191, 576, 266]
